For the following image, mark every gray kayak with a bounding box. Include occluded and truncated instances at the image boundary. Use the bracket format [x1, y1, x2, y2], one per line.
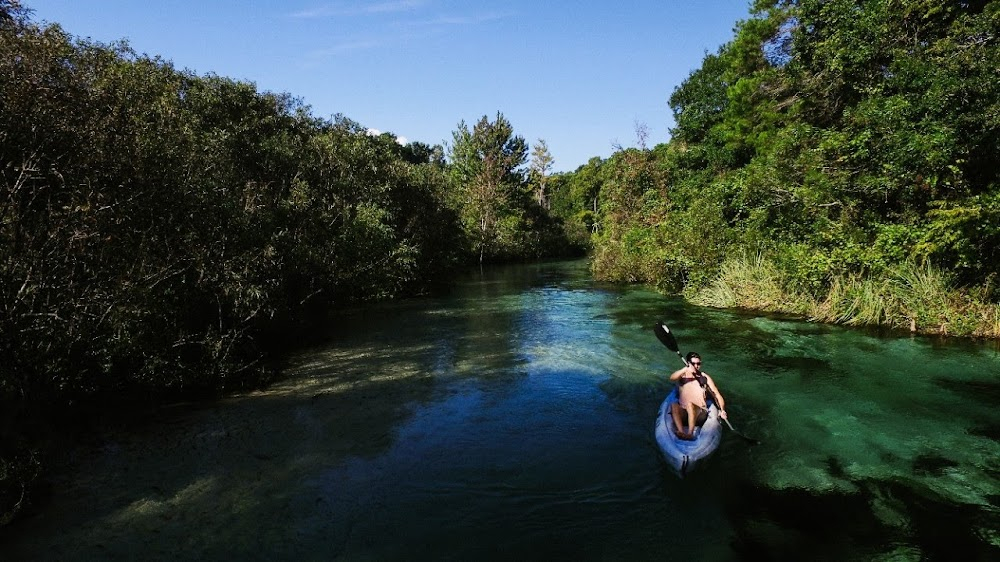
[654, 387, 722, 476]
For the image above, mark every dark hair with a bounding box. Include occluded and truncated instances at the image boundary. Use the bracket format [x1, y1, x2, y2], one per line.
[685, 352, 701, 363]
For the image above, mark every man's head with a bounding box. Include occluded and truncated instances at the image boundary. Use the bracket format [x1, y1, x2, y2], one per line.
[686, 352, 702, 370]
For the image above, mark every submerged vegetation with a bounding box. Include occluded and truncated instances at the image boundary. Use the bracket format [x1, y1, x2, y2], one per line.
[547, 0, 1000, 337]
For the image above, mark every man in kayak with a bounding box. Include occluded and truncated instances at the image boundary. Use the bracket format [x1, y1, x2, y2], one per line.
[669, 352, 728, 439]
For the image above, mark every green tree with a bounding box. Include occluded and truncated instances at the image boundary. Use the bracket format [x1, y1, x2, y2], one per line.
[447, 112, 529, 262]
[529, 138, 554, 209]
[0, 6, 468, 527]
[591, 0, 1000, 299]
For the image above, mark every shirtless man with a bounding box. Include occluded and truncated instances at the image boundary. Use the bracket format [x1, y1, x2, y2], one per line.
[669, 352, 727, 439]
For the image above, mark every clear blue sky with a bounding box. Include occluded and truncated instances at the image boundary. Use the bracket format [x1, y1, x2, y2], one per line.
[26, 1, 751, 172]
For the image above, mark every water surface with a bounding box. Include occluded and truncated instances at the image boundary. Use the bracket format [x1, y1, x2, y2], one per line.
[4, 260, 999, 560]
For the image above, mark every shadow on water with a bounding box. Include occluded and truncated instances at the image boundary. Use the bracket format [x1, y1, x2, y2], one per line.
[4, 277, 534, 559]
[721, 473, 1000, 561]
[2, 336, 447, 559]
[932, 377, 1000, 405]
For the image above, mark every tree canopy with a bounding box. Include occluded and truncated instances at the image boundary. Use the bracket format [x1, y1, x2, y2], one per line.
[0, 7, 582, 525]
[555, 0, 1000, 331]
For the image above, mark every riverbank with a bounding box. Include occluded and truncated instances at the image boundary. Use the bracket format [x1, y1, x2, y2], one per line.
[686, 255, 1000, 338]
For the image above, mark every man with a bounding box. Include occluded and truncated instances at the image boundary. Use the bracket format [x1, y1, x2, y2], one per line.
[669, 352, 727, 439]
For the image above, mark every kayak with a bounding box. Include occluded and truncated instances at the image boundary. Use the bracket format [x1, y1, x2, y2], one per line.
[654, 387, 722, 476]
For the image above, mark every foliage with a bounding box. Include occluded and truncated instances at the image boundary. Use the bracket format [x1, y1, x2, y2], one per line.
[545, 158, 603, 253]
[529, 138, 554, 209]
[0, 9, 574, 526]
[447, 113, 527, 262]
[562, 0, 1000, 336]
[446, 113, 577, 261]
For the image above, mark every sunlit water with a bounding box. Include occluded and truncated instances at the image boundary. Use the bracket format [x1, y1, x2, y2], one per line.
[4, 260, 999, 560]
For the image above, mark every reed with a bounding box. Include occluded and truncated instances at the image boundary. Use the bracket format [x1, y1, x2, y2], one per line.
[688, 252, 809, 314]
[690, 256, 1000, 338]
[812, 275, 895, 327]
[889, 261, 955, 332]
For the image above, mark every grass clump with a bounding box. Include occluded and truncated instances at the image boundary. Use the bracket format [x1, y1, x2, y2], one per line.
[687, 252, 811, 315]
[689, 256, 1000, 338]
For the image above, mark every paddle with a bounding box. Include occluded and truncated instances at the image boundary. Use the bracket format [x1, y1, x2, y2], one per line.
[653, 321, 759, 444]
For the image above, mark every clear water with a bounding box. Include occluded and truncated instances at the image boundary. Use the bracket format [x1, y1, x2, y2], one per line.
[4, 260, 999, 560]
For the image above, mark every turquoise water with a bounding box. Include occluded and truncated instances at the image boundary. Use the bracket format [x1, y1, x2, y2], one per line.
[4, 260, 999, 560]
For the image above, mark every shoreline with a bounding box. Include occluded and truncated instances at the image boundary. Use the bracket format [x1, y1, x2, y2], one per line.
[684, 257, 1000, 339]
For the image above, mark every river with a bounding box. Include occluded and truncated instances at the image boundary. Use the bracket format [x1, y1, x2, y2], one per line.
[4, 260, 999, 560]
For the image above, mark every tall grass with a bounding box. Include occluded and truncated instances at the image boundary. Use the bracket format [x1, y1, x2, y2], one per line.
[689, 256, 1000, 338]
[811, 275, 896, 327]
[687, 252, 811, 315]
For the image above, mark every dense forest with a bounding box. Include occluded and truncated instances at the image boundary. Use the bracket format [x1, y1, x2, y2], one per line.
[553, 0, 1000, 337]
[3, 0, 999, 526]
[0, 1, 581, 523]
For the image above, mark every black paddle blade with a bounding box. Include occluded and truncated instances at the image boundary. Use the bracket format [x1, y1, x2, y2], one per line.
[653, 321, 680, 353]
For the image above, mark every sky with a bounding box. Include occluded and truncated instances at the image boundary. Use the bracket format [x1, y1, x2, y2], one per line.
[25, 1, 752, 173]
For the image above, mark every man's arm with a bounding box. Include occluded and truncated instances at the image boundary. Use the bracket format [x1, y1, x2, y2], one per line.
[705, 374, 728, 419]
[669, 367, 691, 382]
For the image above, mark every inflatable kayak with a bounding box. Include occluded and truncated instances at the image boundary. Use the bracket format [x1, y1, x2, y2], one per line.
[654, 387, 722, 476]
